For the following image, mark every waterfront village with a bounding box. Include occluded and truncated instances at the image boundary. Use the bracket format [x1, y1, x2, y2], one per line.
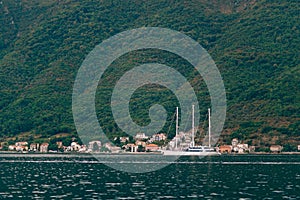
[2, 131, 300, 154]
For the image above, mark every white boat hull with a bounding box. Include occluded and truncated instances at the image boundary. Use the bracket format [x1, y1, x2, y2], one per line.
[161, 150, 220, 156]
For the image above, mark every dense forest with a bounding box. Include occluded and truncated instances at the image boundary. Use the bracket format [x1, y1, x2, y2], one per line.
[0, 0, 299, 149]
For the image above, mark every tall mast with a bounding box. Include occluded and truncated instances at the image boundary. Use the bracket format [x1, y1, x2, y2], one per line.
[175, 107, 178, 149]
[192, 105, 195, 147]
[208, 108, 211, 148]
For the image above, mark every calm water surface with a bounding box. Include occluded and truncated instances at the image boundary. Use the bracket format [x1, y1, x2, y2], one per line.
[0, 154, 299, 199]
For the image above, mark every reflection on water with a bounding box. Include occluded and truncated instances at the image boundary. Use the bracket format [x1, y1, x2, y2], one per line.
[0, 155, 299, 199]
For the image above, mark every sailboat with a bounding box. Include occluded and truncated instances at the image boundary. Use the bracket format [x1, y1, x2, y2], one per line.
[161, 105, 219, 156]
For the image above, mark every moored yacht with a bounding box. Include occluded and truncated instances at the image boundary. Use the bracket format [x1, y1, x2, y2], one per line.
[161, 106, 219, 156]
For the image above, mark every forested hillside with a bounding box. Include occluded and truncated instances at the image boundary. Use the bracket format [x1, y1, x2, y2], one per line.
[0, 0, 299, 148]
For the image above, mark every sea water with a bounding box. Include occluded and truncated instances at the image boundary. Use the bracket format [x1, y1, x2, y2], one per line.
[0, 154, 299, 199]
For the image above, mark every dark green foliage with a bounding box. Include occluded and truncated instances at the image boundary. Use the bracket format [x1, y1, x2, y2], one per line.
[128, 136, 135, 144]
[48, 142, 58, 151]
[113, 137, 121, 147]
[256, 147, 271, 153]
[261, 126, 273, 134]
[137, 145, 144, 152]
[282, 144, 298, 152]
[92, 142, 100, 152]
[62, 137, 72, 147]
[0, 0, 299, 147]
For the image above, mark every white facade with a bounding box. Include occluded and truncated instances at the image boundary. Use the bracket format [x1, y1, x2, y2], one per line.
[71, 142, 81, 151]
[149, 133, 167, 142]
[8, 145, 16, 151]
[135, 133, 149, 140]
[40, 143, 49, 153]
[232, 138, 239, 147]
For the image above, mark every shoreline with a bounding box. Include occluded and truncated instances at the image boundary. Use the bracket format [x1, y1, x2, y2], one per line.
[0, 151, 300, 157]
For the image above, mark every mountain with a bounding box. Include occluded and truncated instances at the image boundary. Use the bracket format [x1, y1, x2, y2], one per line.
[0, 0, 299, 149]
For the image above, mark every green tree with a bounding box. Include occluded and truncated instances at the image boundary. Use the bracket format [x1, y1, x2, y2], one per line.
[92, 142, 100, 152]
[137, 145, 144, 152]
[114, 137, 121, 146]
[283, 144, 297, 152]
[48, 143, 58, 151]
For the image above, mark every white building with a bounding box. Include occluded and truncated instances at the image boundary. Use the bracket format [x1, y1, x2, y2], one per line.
[105, 143, 122, 153]
[135, 140, 146, 147]
[135, 133, 149, 140]
[114, 137, 129, 143]
[232, 138, 239, 147]
[15, 142, 28, 147]
[237, 144, 248, 150]
[8, 145, 16, 151]
[40, 143, 49, 153]
[125, 143, 138, 152]
[149, 133, 167, 142]
[71, 142, 81, 151]
[168, 140, 175, 149]
[270, 145, 283, 153]
[30, 143, 39, 152]
[78, 145, 87, 152]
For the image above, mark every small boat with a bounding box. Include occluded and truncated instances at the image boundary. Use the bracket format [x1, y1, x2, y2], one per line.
[161, 106, 220, 156]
